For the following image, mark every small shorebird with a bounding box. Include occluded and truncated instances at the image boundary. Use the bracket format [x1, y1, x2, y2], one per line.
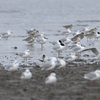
[63, 24, 73, 30]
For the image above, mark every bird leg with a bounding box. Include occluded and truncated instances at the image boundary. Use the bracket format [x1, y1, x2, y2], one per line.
[11, 72, 14, 77]
[48, 70, 50, 74]
[41, 44, 43, 50]
[58, 51, 60, 56]
[93, 81, 95, 86]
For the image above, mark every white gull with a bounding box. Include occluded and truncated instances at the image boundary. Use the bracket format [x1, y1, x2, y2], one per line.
[4, 61, 19, 76]
[1, 30, 12, 39]
[45, 73, 57, 85]
[84, 70, 100, 85]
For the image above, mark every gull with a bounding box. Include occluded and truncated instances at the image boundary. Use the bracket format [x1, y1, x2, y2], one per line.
[84, 70, 100, 85]
[72, 44, 85, 54]
[94, 32, 100, 41]
[69, 42, 85, 55]
[68, 42, 81, 49]
[81, 48, 100, 60]
[41, 57, 57, 72]
[60, 37, 71, 45]
[36, 36, 47, 50]
[45, 73, 57, 85]
[63, 24, 73, 30]
[64, 53, 77, 63]
[38, 54, 49, 62]
[4, 61, 19, 76]
[16, 50, 30, 63]
[20, 69, 32, 84]
[1, 30, 12, 39]
[52, 40, 65, 56]
[34, 32, 45, 38]
[55, 58, 66, 70]
[49, 40, 60, 46]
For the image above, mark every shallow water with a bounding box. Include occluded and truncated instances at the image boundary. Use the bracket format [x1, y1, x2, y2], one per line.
[0, 0, 100, 100]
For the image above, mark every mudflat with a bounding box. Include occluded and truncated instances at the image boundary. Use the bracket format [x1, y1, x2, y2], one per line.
[0, 63, 100, 100]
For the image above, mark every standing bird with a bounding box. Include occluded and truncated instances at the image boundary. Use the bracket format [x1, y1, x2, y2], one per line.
[45, 73, 57, 86]
[64, 53, 77, 63]
[41, 57, 57, 73]
[63, 24, 73, 30]
[36, 35, 47, 50]
[52, 40, 65, 56]
[55, 58, 66, 70]
[84, 28, 97, 41]
[4, 61, 19, 76]
[71, 32, 84, 43]
[20, 69, 32, 84]
[38, 54, 49, 62]
[84, 70, 100, 85]
[26, 29, 36, 35]
[60, 37, 71, 45]
[1, 30, 12, 39]
[16, 50, 30, 64]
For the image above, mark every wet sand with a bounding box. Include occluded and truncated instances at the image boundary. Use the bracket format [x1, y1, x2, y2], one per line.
[0, 62, 100, 100]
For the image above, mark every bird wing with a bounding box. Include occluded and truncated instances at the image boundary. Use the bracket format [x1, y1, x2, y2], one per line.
[79, 32, 84, 39]
[89, 28, 97, 33]
[52, 45, 60, 50]
[4, 65, 12, 70]
[23, 36, 32, 41]
[55, 62, 61, 68]
[71, 35, 79, 41]
[41, 61, 51, 70]
[36, 38, 43, 42]
[65, 56, 72, 60]
[1, 32, 8, 37]
[72, 46, 81, 52]
[81, 48, 99, 55]
[84, 72, 97, 80]
[71, 32, 84, 41]
[45, 76, 50, 83]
